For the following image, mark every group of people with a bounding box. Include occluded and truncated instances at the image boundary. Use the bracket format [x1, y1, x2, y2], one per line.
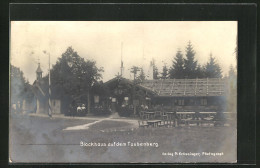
[68, 103, 86, 116]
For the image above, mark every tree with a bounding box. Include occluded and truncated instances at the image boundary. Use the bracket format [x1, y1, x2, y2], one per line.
[50, 46, 103, 114]
[151, 59, 159, 79]
[130, 65, 142, 116]
[184, 41, 198, 78]
[195, 64, 206, 78]
[10, 65, 26, 103]
[227, 64, 237, 112]
[169, 49, 184, 79]
[130, 66, 140, 82]
[137, 68, 146, 81]
[235, 35, 238, 61]
[228, 64, 236, 79]
[153, 66, 159, 79]
[10, 65, 34, 112]
[161, 64, 169, 79]
[205, 53, 223, 78]
[91, 81, 110, 102]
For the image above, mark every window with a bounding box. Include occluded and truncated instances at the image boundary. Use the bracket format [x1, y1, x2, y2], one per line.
[178, 99, 184, 106]
[201, 98, 207, 105]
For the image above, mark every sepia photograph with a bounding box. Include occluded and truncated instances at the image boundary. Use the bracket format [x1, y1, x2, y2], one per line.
[9, 21, 237, 163]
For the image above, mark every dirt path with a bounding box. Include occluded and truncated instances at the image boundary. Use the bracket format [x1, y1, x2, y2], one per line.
[63, 115, 139, 131]
[63, 117, 110, 130]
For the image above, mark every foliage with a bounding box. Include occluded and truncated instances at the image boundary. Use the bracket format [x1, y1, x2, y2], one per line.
[169, 49, 184, 79]
[227, 64, 237, 112]
[151, 59, 159, 79]
[137, 68, 146, 81]
[228, 64, 236, 79]
[235, 36, 238, 61]
[195, 64, 206, 78]
[50, 46, 103, 114]
[183, 41, 198, 78]
[10, 65, 34, 105]
[160, 64, 169, 79]
[169, 42, 223, 79]
[204, 53, 223, 78]
[130, 66, 140, 81]
[153, 66, 159, 79]
[91, 81, 109, 96]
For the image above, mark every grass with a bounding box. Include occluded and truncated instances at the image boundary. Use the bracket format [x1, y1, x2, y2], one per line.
[9, 114, 237, 163]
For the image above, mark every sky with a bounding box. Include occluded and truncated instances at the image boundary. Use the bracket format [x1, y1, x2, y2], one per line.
[10, 21, 237, 84]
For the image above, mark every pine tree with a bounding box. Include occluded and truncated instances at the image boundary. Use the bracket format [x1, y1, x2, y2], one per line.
[228, 64, 236, 79]
[130, 66, 140, 81]
[169, 49, 184, 79]
[235, 35, 238, 61]
[138, 68, 146, 81]
[196, 64, 205, 78]
[184, 41, 198, 78]
[161, 64, 169, 79]
[227, 64, 237, 112]
[205, 53, 222, 78]
[153, 65, 159, 79]
[150, 59, 159, 79]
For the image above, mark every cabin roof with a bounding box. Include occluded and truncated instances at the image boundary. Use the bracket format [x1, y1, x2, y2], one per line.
[104, 76, 157, 94]
[139, 78, 227, 97]
[105, 77, 227, 97]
